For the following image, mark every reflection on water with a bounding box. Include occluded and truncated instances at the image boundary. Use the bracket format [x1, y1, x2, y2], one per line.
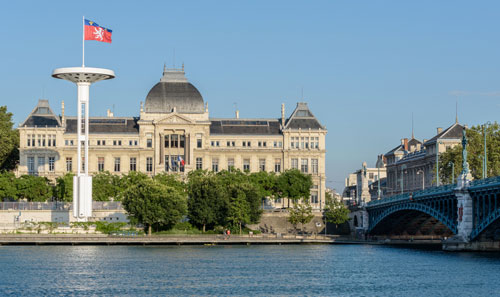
[1, 245, 500, 296]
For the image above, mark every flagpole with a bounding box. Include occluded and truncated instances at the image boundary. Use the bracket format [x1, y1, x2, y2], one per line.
[82, 16, 85, 67]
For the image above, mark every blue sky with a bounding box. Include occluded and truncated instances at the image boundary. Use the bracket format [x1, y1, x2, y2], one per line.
[1, 1, 499, 191]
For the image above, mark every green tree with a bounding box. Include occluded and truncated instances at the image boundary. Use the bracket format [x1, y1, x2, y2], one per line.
[226, 187, 251, 235]
[16, 175, 52, 202]
[154, 172, 186, 192]
[187, 170, 228, 232]
[276, 169, 313, 207]
[92, 171, 120, 201]
[55, 173, 74, 202]
[439, 123, 500, 182]
[288, 202, 314, 234]
[323, 192, 350, 233]
[0, 106, 19, 171]
[0, 171, 18, 200]
[122, 178, 187, 236]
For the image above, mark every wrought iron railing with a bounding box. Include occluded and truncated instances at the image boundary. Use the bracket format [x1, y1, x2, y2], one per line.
[0, 201, 124, 211]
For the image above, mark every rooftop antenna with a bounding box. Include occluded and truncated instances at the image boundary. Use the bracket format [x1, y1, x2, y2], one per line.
[411, 112, 414, 139]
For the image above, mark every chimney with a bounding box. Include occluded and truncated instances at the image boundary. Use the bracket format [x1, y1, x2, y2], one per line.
[107, 109, 114, 117]
[400, 138, 405, 145]
[235, 110, 239, 119]
[437, 127, 443, 134]
[281, 103, 285, 126]
[403, 138, 408, 151]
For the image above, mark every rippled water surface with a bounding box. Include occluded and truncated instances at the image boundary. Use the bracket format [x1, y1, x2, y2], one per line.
[1, 244, 500, 296]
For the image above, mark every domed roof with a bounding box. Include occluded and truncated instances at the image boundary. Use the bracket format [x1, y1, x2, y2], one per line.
[144, 67, 204, 113]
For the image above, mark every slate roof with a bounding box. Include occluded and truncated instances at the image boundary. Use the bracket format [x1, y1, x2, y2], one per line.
[384, 144, 404, 157]
[284, 102, 325, 130]
[144, 69, 204, 114]
[424, 122, 464, 145]
[21, 99, 61, 127]
[210, 119, 281, 135]
[65, 117, 139, 134]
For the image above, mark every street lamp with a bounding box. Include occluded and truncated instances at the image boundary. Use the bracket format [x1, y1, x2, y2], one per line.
[436, 140, 442, 186]
[417, 169, 424, 190]
[482, 121, 491, 179]
[448, 162, 454, 184]
[400, 165, 407, 194]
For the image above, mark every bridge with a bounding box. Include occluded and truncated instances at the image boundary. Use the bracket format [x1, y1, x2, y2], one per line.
[358, 175, 500, 249]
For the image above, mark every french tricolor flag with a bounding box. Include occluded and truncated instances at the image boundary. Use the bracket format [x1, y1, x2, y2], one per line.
[178, 156, 185, 166]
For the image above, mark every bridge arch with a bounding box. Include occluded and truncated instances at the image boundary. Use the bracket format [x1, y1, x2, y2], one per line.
[368, 202, 457, 235]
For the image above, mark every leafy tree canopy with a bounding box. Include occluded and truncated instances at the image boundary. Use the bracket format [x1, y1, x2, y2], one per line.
[323, 192, 350, 228]
[0, 106, 19, 171]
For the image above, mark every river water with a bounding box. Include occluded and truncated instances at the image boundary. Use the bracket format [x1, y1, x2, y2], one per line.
[1, 244, 499, 296]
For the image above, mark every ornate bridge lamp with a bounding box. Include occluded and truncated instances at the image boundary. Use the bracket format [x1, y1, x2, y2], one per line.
[52, 67, 115, 221]
[417, 169, 424, 190]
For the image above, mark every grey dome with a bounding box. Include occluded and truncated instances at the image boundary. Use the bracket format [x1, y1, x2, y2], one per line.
[144, 68, 204, 113]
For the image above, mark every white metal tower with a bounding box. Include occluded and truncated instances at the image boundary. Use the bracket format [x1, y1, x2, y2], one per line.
[52, 67, 115, 221]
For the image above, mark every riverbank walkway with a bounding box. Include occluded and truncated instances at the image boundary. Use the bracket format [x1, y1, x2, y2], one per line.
[0, 234, 443, 246]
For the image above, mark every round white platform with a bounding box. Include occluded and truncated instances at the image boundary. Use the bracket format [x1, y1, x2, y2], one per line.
[52, 67, 115, 83]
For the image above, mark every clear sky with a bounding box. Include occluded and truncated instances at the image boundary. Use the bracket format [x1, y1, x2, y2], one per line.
[1, 1, 499, 191]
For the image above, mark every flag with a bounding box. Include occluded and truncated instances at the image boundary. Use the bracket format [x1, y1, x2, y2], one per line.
[84, 19, 112, 43]
[178, 156, 185, 166]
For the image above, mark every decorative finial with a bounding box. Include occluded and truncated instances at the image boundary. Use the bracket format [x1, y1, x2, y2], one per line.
[163, 63, 167, 73]
[182, 62, 184, 71]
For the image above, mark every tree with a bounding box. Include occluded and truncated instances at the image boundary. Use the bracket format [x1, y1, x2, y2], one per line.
[16, 175, 52, 202]
[123, 178, 187, 236]
[226, 187, 251, 235]
[187, 170, 228, 232]
[0, 171, 18, 200]
[55, 173, 74, 202]
[439, 123, 500, 182]
[0, 106, 19, 171]
[288, 202, 314, 234]
[154, 172, 186, 192]
[323, 192, 350, 233]
[276, 169, 313, 207]
[92, 171, 118, 201]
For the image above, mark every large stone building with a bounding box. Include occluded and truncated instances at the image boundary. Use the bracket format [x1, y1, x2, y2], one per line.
[17, 67, 328, 209]
[343, 157, 387, 205]
[384, 121, 464, 196]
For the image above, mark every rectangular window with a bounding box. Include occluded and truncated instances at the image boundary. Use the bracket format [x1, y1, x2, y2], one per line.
[97, 140, 101, 146]
[291, 158, 299, 170]
[165, 155, 170, 172]
[259, 159, 266, 171]
[315, 137, 319, 149]
[98, 157, 105, 172]
[243, 159, 250, 172]
[295, 138, 299, 149]
[263, 141, 267, 147]
[275, 158, 281, 173]
[38, 157, 45, 172]
[129, 140, 133, 146]
[49, 157, 55, 172]
[146, 157, 153, 172]
[180, 135, 185, 148]
[134, 140, 138, 146]
[301, 159, 308, 173]
[66, 157, 72, 172]
[228, 158, 234, 171]
[300, 137, 305, 149]
[243, 141, 246, 147]
[114, 157, 121, 172]
[312, 159, 318, 174]
[129, 157, 136, 171]
[369, 173, 374, 179]
[274, 141, 277, 148]
[311, 192, 319, 204]
[27, 135, 31, 147]
[196, 157, 203, 170]
[196, 138, 202, 148]
[212, 158, 219, 172]
[258, 141, 262, 147]
[42, 135, 46, 147]
[279, 141, 282, 148]
[171, 135, 178, 148]
[37, 135, 41, 147]
[113, 140, 117, 146]
[102, 140, 106, 146]
[147, 138, 152, 148]
[290, 137, 295, 149]
[28, 156, 35, 173]
[305, 137, 309, 149]
[227, 141, 231, 147]
[247, 141, 251, 147]
[231, 141, 235, 147]
[164, 135, 170, 148]
[47, 135, 52, 147]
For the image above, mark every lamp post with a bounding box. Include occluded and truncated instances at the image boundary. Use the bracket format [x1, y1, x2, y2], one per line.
[400, 165, 407, 194]
[436, 141, 442, 186]
[482, 121, 491, 179]
[417, 169, 424, 189]
[448, 162, 454, 184]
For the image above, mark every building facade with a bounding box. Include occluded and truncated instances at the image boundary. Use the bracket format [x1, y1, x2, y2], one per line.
[17, 67, 328, 209]
[384, 122, 464, 196]
[343, 159, 387, 205]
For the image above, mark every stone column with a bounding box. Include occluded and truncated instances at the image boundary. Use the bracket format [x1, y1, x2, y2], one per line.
[455, 187, 473, 241]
